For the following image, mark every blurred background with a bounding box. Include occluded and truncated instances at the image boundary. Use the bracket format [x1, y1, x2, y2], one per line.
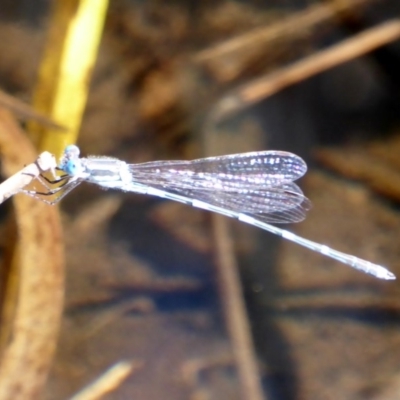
[1, 1, 400, 399]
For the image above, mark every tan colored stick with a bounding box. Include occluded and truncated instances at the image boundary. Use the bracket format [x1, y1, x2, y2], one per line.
[70, 360, 141, 400]
[212, 19, 400, 122]
[0, 108, 64, 400]
[0, 90, 65, 130]
[193, 0, 378, 63]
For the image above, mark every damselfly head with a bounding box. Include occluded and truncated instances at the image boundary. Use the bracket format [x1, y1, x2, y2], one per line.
[58, 145, 81, 170]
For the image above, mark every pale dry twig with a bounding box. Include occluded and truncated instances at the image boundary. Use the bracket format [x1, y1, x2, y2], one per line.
[0, 151, 57, 205]
[70, 360, 142, 400]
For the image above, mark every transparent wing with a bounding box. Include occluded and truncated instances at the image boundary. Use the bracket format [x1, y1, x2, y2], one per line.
[189, 182, 310, 218]
[122, 177, 311, 223]
[128, 151, 307, 192]
[189, 185, 311, 223]
[123, 151, 310, 222]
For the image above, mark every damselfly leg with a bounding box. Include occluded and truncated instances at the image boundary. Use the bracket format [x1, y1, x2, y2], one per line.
[22, 171, 82, 205]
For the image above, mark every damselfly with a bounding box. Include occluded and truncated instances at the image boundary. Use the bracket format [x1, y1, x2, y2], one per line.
[23, 145, 395, 280]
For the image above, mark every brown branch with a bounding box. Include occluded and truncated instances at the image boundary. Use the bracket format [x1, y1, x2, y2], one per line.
[0, 90, 65, 130]
[193, 0, 379, 64]
[0, 109, 64, 399]
[211, 215, 265, 400]
[211, 19, 400, 122]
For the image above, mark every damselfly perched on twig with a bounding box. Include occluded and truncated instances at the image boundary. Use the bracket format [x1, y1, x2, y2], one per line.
[23, 145, 395, 280]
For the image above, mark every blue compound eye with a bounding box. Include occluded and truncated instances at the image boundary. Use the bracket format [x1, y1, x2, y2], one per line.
[58, 145, 81, 171]
[64, 144, 80, 158]
[64, 159, 82, 176]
